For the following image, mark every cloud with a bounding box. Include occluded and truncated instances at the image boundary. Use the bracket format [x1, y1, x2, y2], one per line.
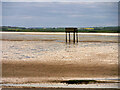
[2, 2, 118, 27]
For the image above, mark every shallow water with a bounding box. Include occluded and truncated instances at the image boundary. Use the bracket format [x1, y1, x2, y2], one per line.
[1, 32, 118, 43]
[2, 40, 117, 61]
[1, 83, 118, 88]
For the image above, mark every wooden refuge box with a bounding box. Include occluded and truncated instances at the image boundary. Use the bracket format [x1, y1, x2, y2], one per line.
[65, 28, 78, 32]
[65, 28, 78, 43]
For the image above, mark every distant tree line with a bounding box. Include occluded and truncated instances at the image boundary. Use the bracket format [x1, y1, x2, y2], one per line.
[0, 26, 119, 33]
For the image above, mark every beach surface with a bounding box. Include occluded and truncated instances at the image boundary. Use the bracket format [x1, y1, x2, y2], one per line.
[1, 32, 119, 88]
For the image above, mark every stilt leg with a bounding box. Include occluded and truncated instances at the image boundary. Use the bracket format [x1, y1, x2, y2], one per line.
[66, 32, 67, 43]
[73, 32, 75, 43]
[76, 32, 78, 43]
[69, 32, 70, 43]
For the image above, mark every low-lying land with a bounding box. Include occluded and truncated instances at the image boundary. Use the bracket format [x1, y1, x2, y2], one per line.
[1, 26, 119, 33]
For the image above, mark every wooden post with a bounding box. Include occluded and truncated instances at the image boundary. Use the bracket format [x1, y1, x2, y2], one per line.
[66, 32, 67, 43]
[76, 32, 78, 43]
[69, 32, 70, 42]
[73, 31, 75, 43]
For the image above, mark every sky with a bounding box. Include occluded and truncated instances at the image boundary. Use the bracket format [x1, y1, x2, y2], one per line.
[1, 0, 120, 2]
[2, 2, 118, 27]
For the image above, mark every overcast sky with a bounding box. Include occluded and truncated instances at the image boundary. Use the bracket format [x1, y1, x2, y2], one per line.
[2, 2, 118, 27]
[1, 0, 119, 2]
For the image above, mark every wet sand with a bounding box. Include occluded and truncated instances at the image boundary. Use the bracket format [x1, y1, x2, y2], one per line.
[1, 32, 119, 36]
[1, 32, 119, 88]
[1, 32, 118, 43]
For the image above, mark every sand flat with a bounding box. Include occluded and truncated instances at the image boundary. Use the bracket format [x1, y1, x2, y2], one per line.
[2, 41, 118, 84]
[1, 33, 119, 88]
